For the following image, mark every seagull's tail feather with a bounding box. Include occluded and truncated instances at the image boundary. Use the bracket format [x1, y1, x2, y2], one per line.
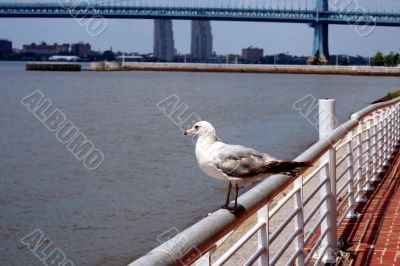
[288, 161, 313, 168]
[267, 160, 313, 176]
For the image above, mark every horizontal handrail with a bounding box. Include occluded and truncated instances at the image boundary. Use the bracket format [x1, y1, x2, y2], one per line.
[304, 227, 330, 264]
[270, 228, 302, 266]
[269, 208, 300, 243]
[303, 162, 328, 185]
[269, 186, 300, 218]
[304, 211, 329, 245]
[244, 246, 266, 266]
[130, 96, 400, 266]
[213, 221, 266, 266]
[130, 174, 295, 265]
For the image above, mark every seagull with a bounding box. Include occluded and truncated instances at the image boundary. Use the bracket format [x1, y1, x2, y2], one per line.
[184, 121, 312, 211]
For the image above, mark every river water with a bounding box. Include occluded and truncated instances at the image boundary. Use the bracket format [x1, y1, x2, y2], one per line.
[0, 61, 399, 265]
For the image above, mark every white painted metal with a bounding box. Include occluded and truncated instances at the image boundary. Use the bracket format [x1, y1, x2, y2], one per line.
[371, 113, 381, 182]
[269, 187, 300, 218]
[354, 121, 367, 203]
[318, 99, 336, 140]
[364, 118, 374, 191]
[213, 222, 265, 266]
[303, 162, 328, 185]
[130, 98, 400, 266]
[196, 251, 212, 266]
[329, 146, 338, 238]
[257, 205, 269, 266]
[382, 109, 390, 167]
[377, 110, 385, 173]
[294, 176, 304, 266]
[345, 130, 357, 218]
[318, 99, 337, 263]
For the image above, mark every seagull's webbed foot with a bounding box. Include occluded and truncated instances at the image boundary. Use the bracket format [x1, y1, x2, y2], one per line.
[222, 204, 237, 213]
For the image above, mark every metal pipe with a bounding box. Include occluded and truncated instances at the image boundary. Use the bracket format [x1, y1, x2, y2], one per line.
[257, 204, 269, 266]
[346, 130, 357, 218]
[363, 118, 374, 191]
[130, 97, 400, 266]
[318, 99, 337, 263]
[294, 176, 305, 266]
[213, 222, 265, 266]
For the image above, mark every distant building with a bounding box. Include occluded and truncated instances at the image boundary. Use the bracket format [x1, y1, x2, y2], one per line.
[61, 44, 70, 53]
[115, 55, 144, 62]
[22, 42, 69, 55]
[0, 39, 12, 57]
[49, 55, 80, 61]
[191, 20, 213, 61]
[71, 42, 91, 57]
[154, 19, 175, 61]
[242, 46, 264, 63]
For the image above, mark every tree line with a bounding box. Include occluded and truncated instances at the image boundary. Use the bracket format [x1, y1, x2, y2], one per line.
[373, 51, 400, 67]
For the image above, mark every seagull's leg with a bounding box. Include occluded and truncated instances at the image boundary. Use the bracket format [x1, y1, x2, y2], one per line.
[234, 184, 239, 210]
[224, 181, 232, 208]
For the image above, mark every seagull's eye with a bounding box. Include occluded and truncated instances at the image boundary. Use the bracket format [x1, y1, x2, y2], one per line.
[194, 126, 199, 130]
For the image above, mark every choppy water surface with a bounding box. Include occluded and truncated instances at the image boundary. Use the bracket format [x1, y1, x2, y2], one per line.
[0, 61, 399, 265]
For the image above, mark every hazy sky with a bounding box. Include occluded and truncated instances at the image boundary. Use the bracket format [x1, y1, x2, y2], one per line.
[0, 18, 399, 56]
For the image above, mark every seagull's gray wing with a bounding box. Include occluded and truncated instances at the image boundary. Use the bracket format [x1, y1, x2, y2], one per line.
[215, 143, 310, 178]
[214, 144, 276, 178]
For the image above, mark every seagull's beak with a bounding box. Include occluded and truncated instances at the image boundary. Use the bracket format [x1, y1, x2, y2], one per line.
[184, 129, 194, 136]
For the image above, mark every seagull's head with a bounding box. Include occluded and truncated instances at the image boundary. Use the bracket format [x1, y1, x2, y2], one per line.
[184, 121, 216, 138]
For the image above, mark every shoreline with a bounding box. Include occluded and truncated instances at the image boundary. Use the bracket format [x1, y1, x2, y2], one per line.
[120, 63, 400, 76]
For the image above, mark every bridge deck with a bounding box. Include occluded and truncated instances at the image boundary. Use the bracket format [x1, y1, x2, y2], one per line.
[338, 147, 400, 265]
[1, 4, 400, 26]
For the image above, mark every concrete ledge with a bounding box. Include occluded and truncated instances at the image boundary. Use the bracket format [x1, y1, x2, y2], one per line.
[123, 63, 400, 76]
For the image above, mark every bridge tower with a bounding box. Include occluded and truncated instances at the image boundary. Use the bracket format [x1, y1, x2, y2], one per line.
[154, 19, 175, 62]
[312, 0, 329, 58]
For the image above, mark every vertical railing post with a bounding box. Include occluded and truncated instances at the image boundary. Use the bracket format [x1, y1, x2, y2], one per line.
[396, 104, 399, 145]
[396, 103, 400, 146]
[389, 106, 396, 156]
[376, 111, 385, 174]
[397, 103, 400, 142]
[371, 112, 381, 182]
[364, 117, 374, 191]
[257, 205, 269, 266]
[294, 176, 304, 266]
[319, 99, 337, 263]
[346, 131, 358, 218]
[383, 108, 390, 166]
[388, 107, 393, 156]
[394, 105, 397, 145]
[329, 145, 338, 245]
[391, 106, 396, 154]
[386, 107, 393, 159]
[395, 105, 398, 147]
[394, 106, 397, 143]
[195, 249, 214, 266]
[354, 120, 367, 202]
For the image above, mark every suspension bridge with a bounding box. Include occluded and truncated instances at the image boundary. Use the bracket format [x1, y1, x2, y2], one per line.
[1, 0, 400, 57]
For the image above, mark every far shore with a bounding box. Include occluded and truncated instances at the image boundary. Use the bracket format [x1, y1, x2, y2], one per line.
[119, 63, 400, 76]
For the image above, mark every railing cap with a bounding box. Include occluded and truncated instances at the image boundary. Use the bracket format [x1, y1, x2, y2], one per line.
[130, 95, 400, 266]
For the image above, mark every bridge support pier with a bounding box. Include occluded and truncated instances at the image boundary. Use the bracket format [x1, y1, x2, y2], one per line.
[312, 0, 329, 59]
[312, 23, 329, 58]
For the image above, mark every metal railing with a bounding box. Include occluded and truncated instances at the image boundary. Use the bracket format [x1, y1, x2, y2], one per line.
[130, 96, 400, 266]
